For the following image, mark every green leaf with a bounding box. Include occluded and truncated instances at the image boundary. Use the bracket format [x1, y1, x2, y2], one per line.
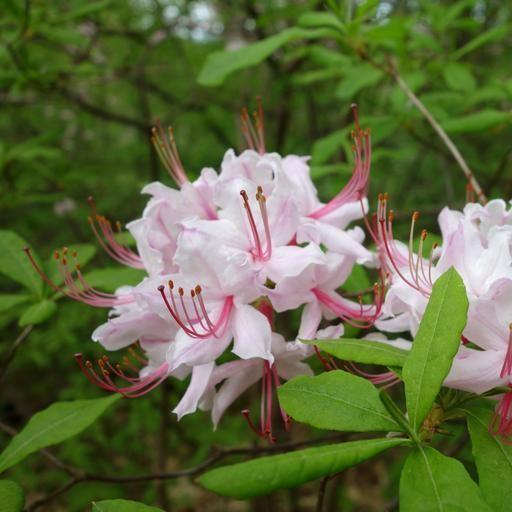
[0, 231, 43, 296]
[197, 28, 323, 86]
[452, 25, 509, 61]
[310, 339, 408, 367]
[443, 63, 476, 93]
[402, 268, 468, 431]
[297, 12, 345, 32]
[336, 64, 383, 100]
[312, 129, 347, 164]
[442, 110, 512, 134]
[400, 446, 491, 511]
[199, 438, 408, 499]
[278, 370, 401, 432]
[82, 267, 146, 293]
[464, 407, 512, 511]
[0, 395, 121, 473]
[0, 294, 31, 313]
[92, 499, 164, 512]
[0, 480, 24, 512]
[18, 299, 57, 327]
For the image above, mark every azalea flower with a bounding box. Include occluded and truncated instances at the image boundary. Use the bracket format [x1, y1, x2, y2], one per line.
[172, 322, 343, 442]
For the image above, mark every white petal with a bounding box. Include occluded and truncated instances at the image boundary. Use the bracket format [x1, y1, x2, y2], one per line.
[232, 305, 273, 362]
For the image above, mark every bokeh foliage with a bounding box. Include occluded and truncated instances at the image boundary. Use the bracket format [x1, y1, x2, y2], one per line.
[1, 0, 511, 510]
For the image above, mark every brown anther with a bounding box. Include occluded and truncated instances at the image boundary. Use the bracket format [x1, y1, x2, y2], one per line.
[412, 211, 420, 222]
[62, 247, 68, 255]
[240, 190, 249, 201]
[61, 257, 67, 266]
[190, 289, 195, 298]
[102, 355, 109, 362]
[383, 192, 389, 200]
[168, 280, 174, 290]
[72, 251, 78, 258]
[421, 229, 428, 241]
[85, 360, 93, 368]
[432, 242, 438, 249]
[98, 359, 105, 368]
[102, 370, 109, 377]
[178, 287, 184, 296]
[54, 250, 60, 259]
[116, 364, 122, 371]
[378, 193, 383, 201]
[388, 210, 394, 222]
[195, 285, 202, 294]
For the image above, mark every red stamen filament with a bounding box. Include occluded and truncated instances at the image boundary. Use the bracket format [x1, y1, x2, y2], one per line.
[151, 122, 189, 186]
[242, 361, 289, 443]
[240, 97, 265, 154]
[75, 350, 168, 398]
[310, 105, 372, 219]
[87, 198, 144, 269]
[240, 188, 273, 261]
[490, 384, 512, 442]
[500, 324, 512, 378]
[24, 247, 132, 308]
[158, 281, 233, 339]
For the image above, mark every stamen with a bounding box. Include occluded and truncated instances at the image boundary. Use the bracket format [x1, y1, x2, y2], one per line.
[490, 384, 512, 441]
[310, 106, 372, 219]
[240, 97, 265, 154]
[240, 190, 264, 259]
[151, 121, 189, 186]
[75, 351, 168, 398]
[24, 247, 132, 308]
[86, 201, 144, 269]
[256, 186, 272, 260]
[158, 283, 233, 339]
[500, 324, 512, 378]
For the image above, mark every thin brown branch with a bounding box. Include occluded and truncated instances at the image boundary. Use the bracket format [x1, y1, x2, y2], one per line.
[0, 325, 33, 382]
[387, 60, 488, 205]
[23, 433, 350, 510]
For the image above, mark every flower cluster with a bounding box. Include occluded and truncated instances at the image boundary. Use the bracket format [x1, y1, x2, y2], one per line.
[27, 103, 380, 441]
[375, 197, 512, 437]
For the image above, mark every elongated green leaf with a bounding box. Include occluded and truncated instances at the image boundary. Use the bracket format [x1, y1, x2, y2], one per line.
[336, 64, 383, 99]
[400, 446, 491, 511]
[197, 28, 323, 86]
[464, 407, 512, 511]
[18, 299, 57, 327]
[443, 63, 476, 93]
[452, 25, 509, 60]
[0, 231, 43, 296]
[92, 499, 164, 512]
[199, 438, 408, 499]
[82, 267, 145, 293]
[310, 339, 408, 367]
[0, 294, 31, 313]
[402, 268, 468, 431]
[0, 395, 121, 473]
[278, 370, 401, 432]
[297, 12, 345, 32]
[0, 480, 24, 512]
[442, 110, 512, 134]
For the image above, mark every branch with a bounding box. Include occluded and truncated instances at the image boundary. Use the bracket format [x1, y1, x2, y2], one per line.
[387, 60, 488, 205]
[0, 325, 33, 382]
[24, 433, 349, 511]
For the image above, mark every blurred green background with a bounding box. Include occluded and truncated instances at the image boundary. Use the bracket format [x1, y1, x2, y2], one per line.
[1, 0, 510, 510]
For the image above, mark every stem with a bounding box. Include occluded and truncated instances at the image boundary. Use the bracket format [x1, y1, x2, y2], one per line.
[388, 60, 488, 205]
[0, 325, 33, 382]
